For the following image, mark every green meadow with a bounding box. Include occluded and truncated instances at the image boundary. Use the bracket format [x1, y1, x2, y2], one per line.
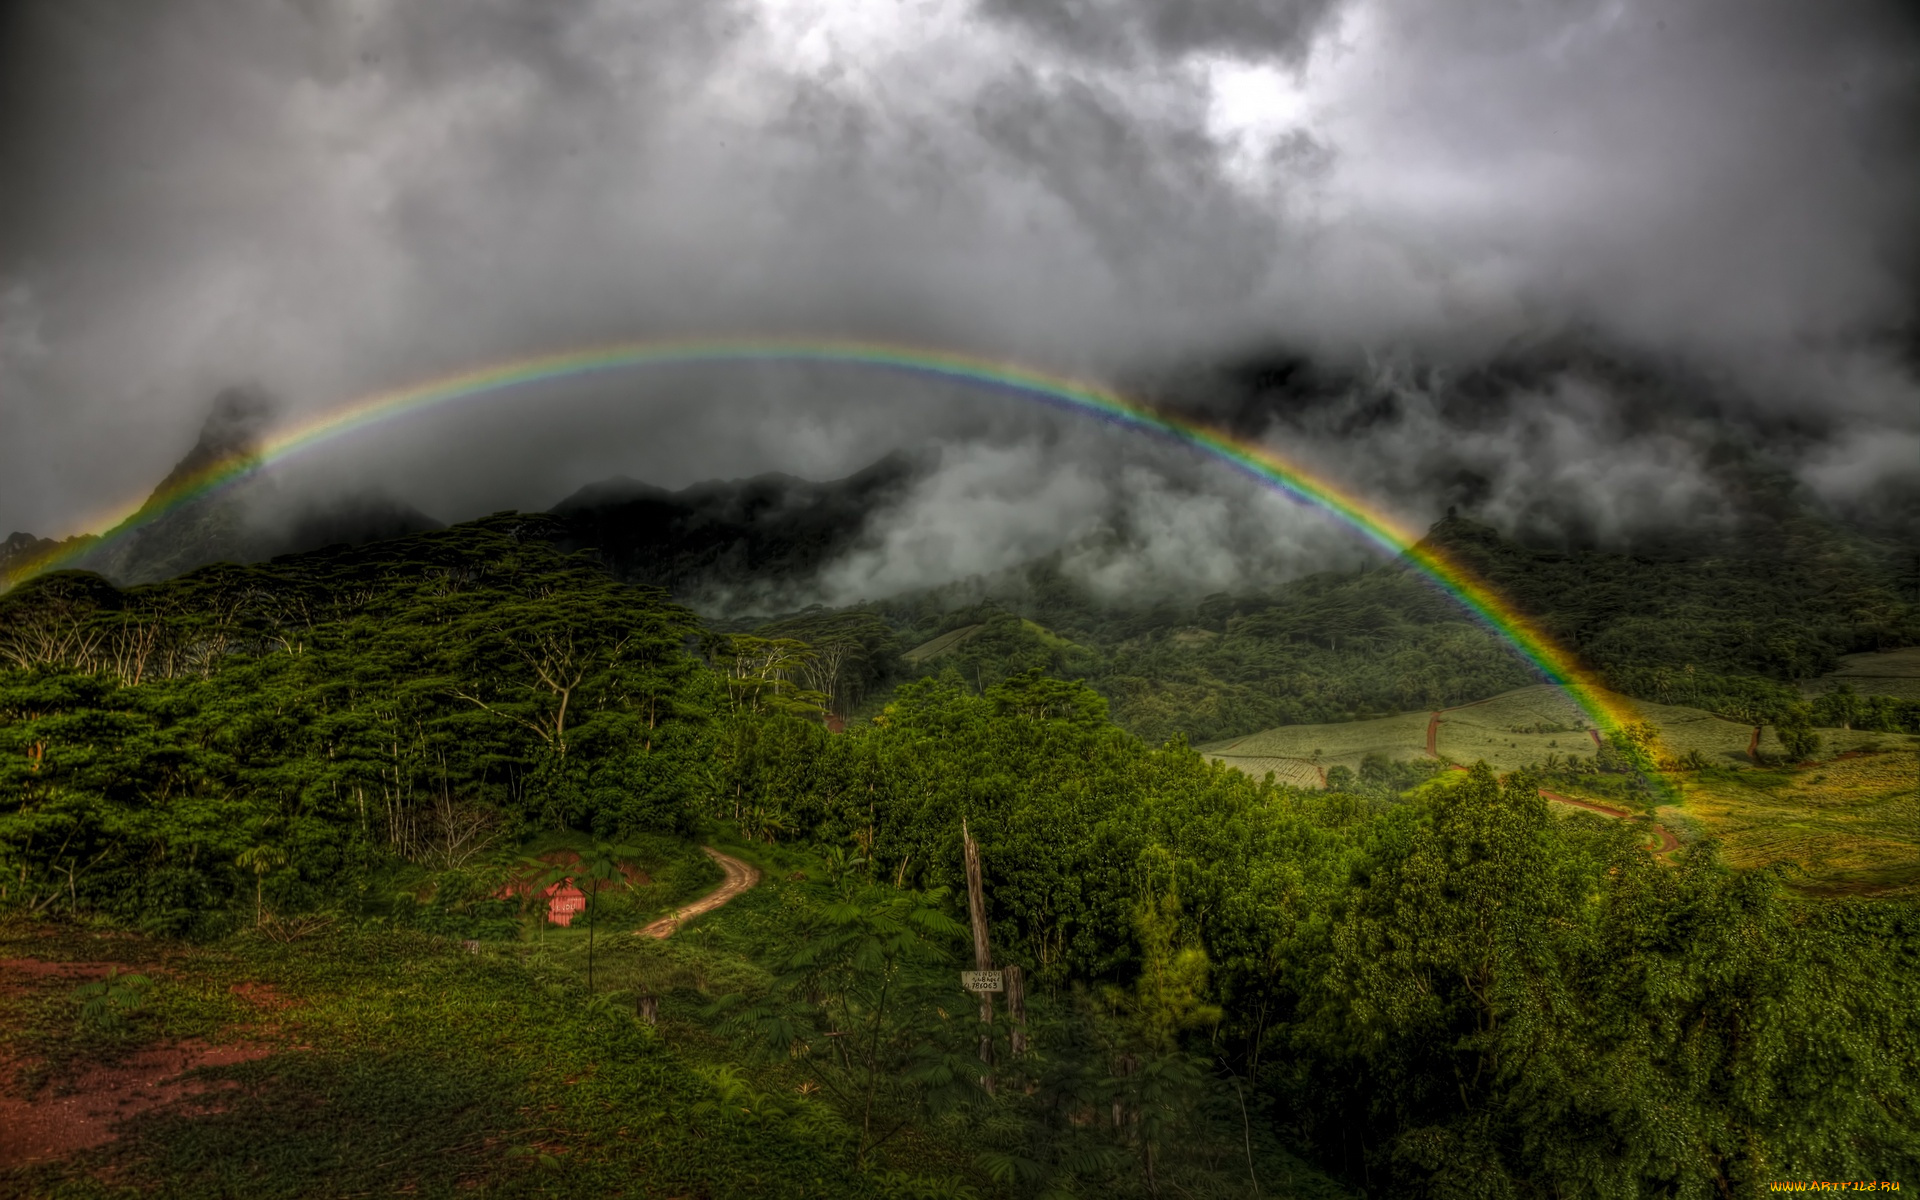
[1206, 682, 1920, 895]
[900, 623, 983, 665]
[0, 842, 971, 1199]
[1202, 710, 1434, 781]
[1806, 646, 1920, 702]
[6, 515, 1919, 1196]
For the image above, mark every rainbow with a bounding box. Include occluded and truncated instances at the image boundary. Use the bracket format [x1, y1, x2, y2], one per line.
[12, 336, 1652, 755]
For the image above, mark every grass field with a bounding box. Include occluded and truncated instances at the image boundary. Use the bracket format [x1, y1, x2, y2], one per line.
[1208, 683, 1919, 776]
[1805, 646, 1920, 701]
[1204, 683, 1920, 891]
[0, 837, 979, 1198]
[1203, 709, 1432, 781]
[3, 831, 1346, 1197]
[1431, 686, 1913, 770]
[1673, 749, 1920, 895]
[902, 623, 983, 664]
[1432, 686, 1598, 772]
[1200, 754, 1328, 789]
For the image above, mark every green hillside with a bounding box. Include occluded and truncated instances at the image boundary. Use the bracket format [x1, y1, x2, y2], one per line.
[901, 621, 984, 663]
[841, 509, 1920, 752]
[1207, 683, 1920, 895]
[4, 516, 1919, 1195]
[1206, 710, 1434, 783]
[1807, 646, 1920, 702]
[1209, 683, 1920, 782]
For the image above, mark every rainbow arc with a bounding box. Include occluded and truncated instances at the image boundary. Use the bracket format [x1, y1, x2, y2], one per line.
[11, 336, 1653, 762]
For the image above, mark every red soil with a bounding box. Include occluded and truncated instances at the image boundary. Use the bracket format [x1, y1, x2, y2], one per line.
[228, 981, 302, 1012]
[0, 959, 150, 992]
[0, 960, 172, 1030]
[0, 1039, 273, 1168]
[1423, 702, 1678, 855]
[0, 954, 306, 1168]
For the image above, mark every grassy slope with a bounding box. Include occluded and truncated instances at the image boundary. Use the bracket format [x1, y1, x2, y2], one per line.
[0, 928, 899, 1198]
[1805, 646, 1920, 701]
[1204, 683, 1920, 892]
[1208, 684, 1919, 773]
[1674, 753, 1920, 896]
[901, 624, 983, 664]
[1203, 712, 1433, 785]
[4, 832, 1352, 1198]
[0, 837, 957, 1200]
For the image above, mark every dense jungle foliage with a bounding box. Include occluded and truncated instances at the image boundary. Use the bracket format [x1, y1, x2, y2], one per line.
[2, 515, 1916, 1197]
[764, 510, 1920, 747]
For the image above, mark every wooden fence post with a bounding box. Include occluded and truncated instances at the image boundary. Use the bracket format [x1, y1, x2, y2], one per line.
[962, 817, 995, 1094]
[1005, 963, 1027, 1058]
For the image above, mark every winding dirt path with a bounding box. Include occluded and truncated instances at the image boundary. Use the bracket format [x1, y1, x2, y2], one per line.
[1540, 789, 1681, 853]
[635, 848, 761, 939]
[1426, 702, 1678, 855]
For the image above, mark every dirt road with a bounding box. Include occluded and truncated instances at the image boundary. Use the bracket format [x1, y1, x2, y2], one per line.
[1539, 789, 1681, 853]
[635, 847, 762, 939]
[1426, 702, 1677, 854]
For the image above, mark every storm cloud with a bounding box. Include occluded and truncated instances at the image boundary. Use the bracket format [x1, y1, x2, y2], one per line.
[2, 0, 1916, 594]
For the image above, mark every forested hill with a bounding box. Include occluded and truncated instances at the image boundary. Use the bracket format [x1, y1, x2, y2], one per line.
[801, 507, 1920, 745]
[549, 451, 919, 601]
[2, 512, 1915, 1195]
[2, 389, 444, 589]
[3, 450, 917, 600]
[1419, 509, 1920, 691]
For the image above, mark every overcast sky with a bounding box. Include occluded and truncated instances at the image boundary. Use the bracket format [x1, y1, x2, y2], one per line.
[3, 0, 1917, 590]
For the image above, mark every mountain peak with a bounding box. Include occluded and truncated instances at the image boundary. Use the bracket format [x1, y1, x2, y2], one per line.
[138, 385, 276, 512]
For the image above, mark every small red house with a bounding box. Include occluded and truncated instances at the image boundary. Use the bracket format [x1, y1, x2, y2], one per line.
[538, 880, 589, 926]
[497, 850, 649, 927]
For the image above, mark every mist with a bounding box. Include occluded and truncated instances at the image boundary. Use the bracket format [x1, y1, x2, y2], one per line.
[3, 0, 1917, 597]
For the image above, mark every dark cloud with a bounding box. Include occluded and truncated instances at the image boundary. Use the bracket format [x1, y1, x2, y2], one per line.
[976, 0, 1342, 64]
[970, 70, 1279, 315]
[2, 0, 1917, 596]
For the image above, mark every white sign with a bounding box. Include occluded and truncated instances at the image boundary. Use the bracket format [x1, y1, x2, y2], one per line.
[961, 970, 1004, 993]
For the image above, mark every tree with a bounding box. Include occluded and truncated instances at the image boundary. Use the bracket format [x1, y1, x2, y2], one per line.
[572, 841, 640, 994]
[235, 843, 287, 928]
[706, 885, 974, 1168]
[709, 634, 827, 718]
[526, 842, 640, 994]
[1778, 718, 1822, 763]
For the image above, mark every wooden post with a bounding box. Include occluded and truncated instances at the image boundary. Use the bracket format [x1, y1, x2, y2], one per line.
[1005, 963, 1027, 1058]
[1112, 1052, 1138, 1129]
[962, 817, 994, 1093]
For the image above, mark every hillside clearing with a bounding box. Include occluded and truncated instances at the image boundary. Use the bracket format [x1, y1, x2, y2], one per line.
[901, 623, 984, 663]
[1206, 683, 1919, 886]
[1806, 646, 1920, 701]
[1209, 683, 1918, 774]
[1675, 750, 1920, 896]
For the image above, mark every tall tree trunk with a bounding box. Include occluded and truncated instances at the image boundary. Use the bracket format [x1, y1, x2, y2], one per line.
[963, 818, 995, 1094]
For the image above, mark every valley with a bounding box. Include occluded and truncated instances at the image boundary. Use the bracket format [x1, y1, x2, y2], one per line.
[2, 482, 1917, 1196]
[1203, 681, 1920, 887]
[9, 3, 1919, 1193]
